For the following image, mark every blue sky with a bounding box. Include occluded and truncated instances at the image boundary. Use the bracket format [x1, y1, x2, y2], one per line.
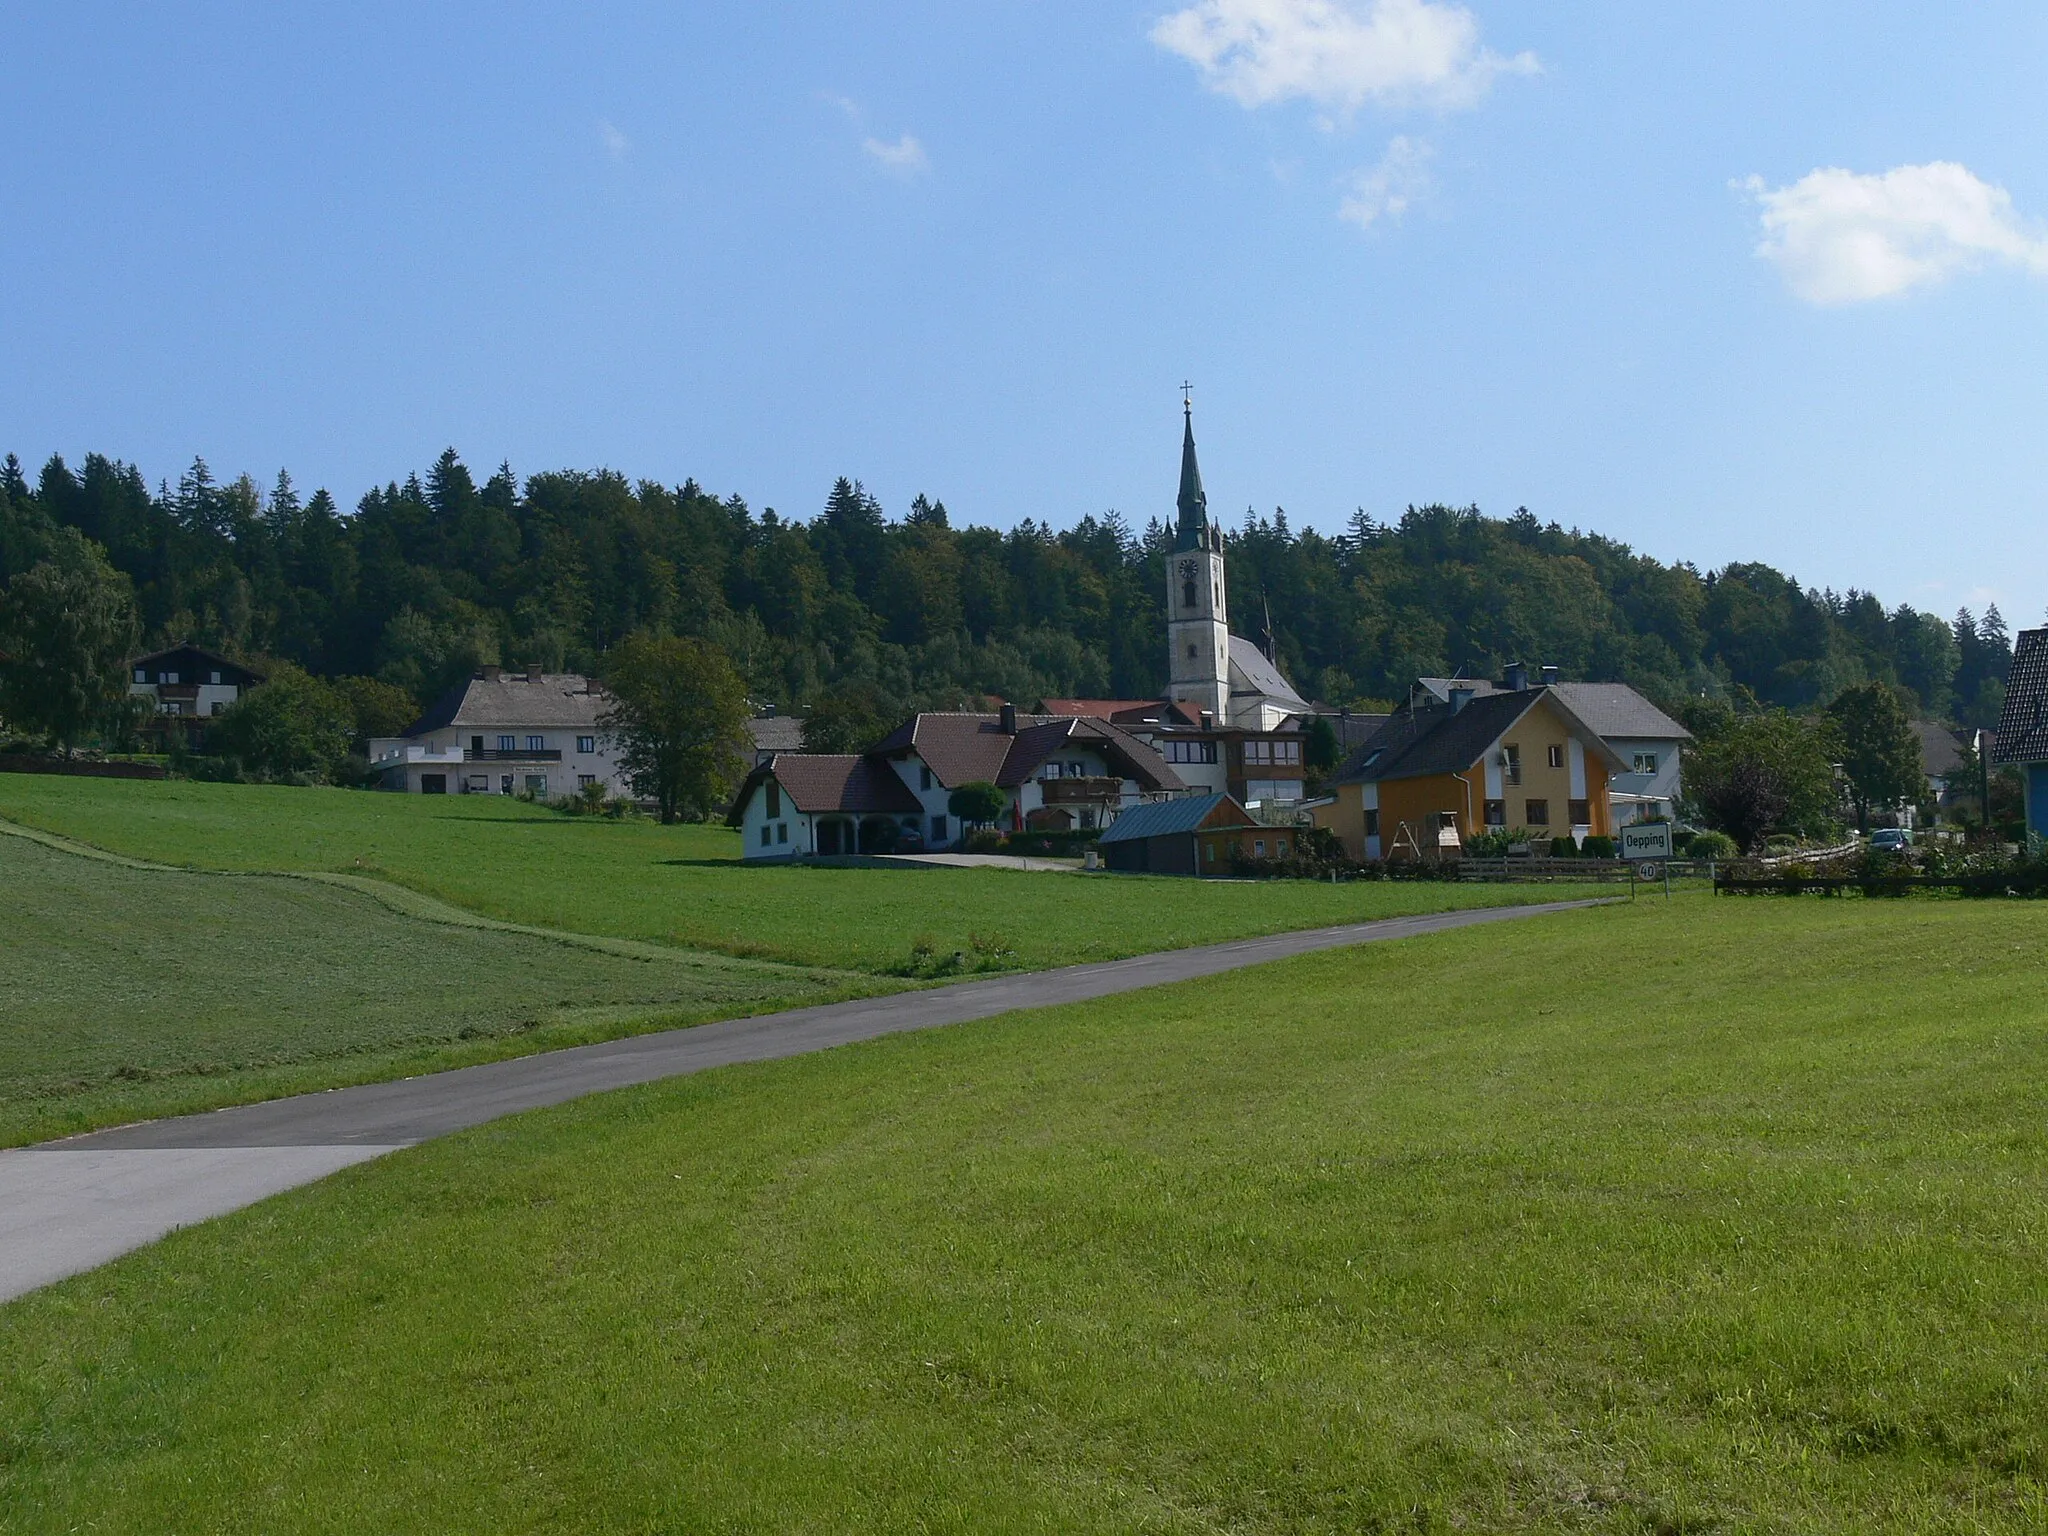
[5, 2, 2046, 627]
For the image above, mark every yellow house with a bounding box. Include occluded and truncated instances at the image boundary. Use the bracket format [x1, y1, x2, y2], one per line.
[1313, 686, 1627, 859]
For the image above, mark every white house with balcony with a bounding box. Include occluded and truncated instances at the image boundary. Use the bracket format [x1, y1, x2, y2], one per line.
[369, 667, 627, 798]
[127, 644, 264, 744]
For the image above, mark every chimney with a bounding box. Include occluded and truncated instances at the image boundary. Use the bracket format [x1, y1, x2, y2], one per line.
[1504, 661, 1529, 692]
[761, 702, 777, 718]
[1200, 711, 1215, 731]
[1540, 664, 1561, 687]
[1449, 687, 1474, 715]
[480, 665, 502, 682]
[999, 702, 1018, 734]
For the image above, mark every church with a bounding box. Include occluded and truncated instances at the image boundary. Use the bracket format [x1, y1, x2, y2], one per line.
[729, 402, 1312, 858]
[1044, 398, 1313, 809]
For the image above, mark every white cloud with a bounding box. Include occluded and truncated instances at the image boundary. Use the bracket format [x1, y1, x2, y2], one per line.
[862, 134, 929, 177]
[1746, 161, 2048, 305]
[1339, 134, 1432, 229]
[599, 119, 630, 159]
[1151, 0, 1536, 114]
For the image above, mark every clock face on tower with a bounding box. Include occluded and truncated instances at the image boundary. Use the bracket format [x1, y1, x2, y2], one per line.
[1178, 559, 1197, 581]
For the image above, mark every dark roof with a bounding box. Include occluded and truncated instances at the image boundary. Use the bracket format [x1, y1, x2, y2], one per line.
[1336, 689, 1627, 784]
[870, 712, 1186, 793]
[1227, 636, 1307, 707]
[748, 714, 806, 755]
[1548, 683, 1691, 742]
[727, 755, 922, 824]
[1416, 678, 1690, 743]
[1098, 792, 1252, 844]
[1912, 720, 1966, 779]
[1993, 628, 2048, 763]
[128, 643, 264, 684]
[404, 671, 605, 737]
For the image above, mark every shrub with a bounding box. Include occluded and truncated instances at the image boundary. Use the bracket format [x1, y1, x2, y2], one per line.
[1549, 837, 1578, 858]
[963, 828, 1005, 855]
[1686, 830, 1738, 860]
[1580, 835, 1616, 858]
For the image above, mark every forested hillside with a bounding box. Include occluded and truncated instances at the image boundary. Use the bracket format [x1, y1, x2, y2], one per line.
[0, 448, 2013, 728]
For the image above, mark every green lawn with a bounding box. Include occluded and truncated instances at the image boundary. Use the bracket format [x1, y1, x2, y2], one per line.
[0, 828, 857, 1146]
[0, 776, 1608, 973]
[8, 897, 2048, 1530]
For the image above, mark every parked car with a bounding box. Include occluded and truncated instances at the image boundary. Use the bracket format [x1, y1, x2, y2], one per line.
[1869, 828, 1911, 853]
[893, 826, 927, 854]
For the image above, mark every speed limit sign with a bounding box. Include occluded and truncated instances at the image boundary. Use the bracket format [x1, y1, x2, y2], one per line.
[1634, 861, 1662, 882]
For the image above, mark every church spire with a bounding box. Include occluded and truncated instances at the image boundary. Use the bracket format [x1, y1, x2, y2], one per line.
[1175, 388, 1212, 551]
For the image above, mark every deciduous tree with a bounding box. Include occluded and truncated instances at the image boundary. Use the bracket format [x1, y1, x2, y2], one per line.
[0, 528, 139, 752]
[1682, 711, 1840, 853]
[1828, 681, 1923, 832]
[600, 632, 750, 824]
[210, 664, 356, 781]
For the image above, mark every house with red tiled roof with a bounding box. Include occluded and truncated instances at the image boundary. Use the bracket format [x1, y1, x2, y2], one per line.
[726, 702, 1186, 858]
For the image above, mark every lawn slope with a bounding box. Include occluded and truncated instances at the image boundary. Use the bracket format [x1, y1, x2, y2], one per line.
[6, 898, 2048, 1530]
[0, 827, 857, 1145]
[0, 776, 1607, 972]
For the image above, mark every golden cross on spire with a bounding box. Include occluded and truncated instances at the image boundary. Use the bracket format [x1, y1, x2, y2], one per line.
[1180, 380, 1194, 412]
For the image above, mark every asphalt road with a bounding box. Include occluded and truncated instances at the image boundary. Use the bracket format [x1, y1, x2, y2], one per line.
[2, 897, 1606, 1302]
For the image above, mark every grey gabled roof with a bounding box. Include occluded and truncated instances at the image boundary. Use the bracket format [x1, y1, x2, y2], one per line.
[1227, 636, 1307, 707]
[1912, 720, 1966, 778]
[405, 672, 605, 737]
[1547, 683, 1691, 742]
[1098, 792, 1250, 844]
[1993, 628, 2048, 764]
[1336, 688, 1629, 785]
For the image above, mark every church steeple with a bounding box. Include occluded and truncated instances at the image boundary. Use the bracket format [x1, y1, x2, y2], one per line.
[1175, 392, 1214, 552]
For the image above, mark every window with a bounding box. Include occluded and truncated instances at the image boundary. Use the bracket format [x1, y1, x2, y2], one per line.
[527, 735, 545, 752]
[1363, 809, 1380, 838]
[525, 774, 547, 796]
[1163, 740, 1217, 764]
[761, 825, 773, 847]
[1183, 578, 1198, 610]
[931, 815, 947, 842]
[1568, 798, 1590, 825]
[1244, 739, 1271, 764]
[1254, 839, 1266, 857]
[498, 735, 516, 752]
[501, 775, 514, 794]
[579, 774, 597, 789]
[777, 823, 788, 844]
[134, 667, 146, 682]
[1205, 842, 1216, 864]
[1502, 745, 1522, 785]
[1548, 744, 1564, 769]
[210, 701, 226, 717]
[1043, 762, 1061, 779]
[577, 736, 595, 754]
[1275, 740, 1301, 764]
[1275, 838, 1289, 858]
[1068, 761, 1085, 777]
[1525, 798, 1551, 826]
[209, 670, 221, 684]
[920, 765, 933, 791]
[163, 670, 179, 684]
[1186, 642, 1198, 660]
[1632, 752, 1659, 775]
[767, 782, 781, 818]
[1484, 799, 1506, 826]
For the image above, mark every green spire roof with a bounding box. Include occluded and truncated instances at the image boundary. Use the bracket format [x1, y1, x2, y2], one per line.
[1175, 401, 1211, 551]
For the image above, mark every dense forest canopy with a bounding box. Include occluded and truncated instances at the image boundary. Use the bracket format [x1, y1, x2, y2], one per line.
[0, 447, 2013, 729]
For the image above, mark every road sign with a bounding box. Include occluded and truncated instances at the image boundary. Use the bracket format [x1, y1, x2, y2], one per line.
[1633, 861, 1663, 883]
[1620, 822, 1673, 861]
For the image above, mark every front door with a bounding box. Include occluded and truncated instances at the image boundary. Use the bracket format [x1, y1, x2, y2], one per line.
[818, 820, 843, 855]
[421, 774, 447, 795]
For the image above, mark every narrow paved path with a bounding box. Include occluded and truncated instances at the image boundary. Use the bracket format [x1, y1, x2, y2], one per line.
[2, 898, 1607, 1303]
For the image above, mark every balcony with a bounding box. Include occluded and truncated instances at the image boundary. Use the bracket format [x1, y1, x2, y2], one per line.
[368, 743, 464, 770]
[1040, 776, 1122, 805]
[464, 748, 563, 762]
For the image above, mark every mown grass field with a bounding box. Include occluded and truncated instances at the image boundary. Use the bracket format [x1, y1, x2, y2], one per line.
[0, 776, 1608, 973]
[0, 828, 858, 1146]
[7, 897, 2048, 1531]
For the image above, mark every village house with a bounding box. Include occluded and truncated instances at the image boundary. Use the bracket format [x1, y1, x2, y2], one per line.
[368, 667, 626, 798]
[1315, 682, 1626, 859]
[728, 703, 1185, 858]
[1414, 670, 1690, 825]
[1992, 627, 2048, 837]
[127, 644, 264, 745]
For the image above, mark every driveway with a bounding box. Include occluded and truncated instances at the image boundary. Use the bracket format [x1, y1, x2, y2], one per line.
[1, 897, 1608, 1303]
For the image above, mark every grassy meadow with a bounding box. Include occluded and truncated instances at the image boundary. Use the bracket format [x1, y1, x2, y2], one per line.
[7, 896, 2048, 1530]
[0, 776, 1607, 973]
[0, 828, 859, 1146]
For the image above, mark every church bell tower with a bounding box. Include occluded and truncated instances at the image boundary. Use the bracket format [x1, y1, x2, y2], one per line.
[1166, 395, 1230, 723]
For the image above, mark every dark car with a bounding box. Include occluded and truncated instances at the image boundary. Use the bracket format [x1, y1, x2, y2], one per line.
[1869, 828, 1911, 853]
[893, 825, 927, 854]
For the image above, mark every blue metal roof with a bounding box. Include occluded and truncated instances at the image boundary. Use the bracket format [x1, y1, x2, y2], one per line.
[1098, 792, 1234, 844]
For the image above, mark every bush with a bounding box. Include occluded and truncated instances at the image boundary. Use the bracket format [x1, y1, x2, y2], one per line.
[1549, 837, 1578, 858]
[1579, 835, 1616, 858]
[962, 828, 1005, 855]
[1686, 830, 1738, 860]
